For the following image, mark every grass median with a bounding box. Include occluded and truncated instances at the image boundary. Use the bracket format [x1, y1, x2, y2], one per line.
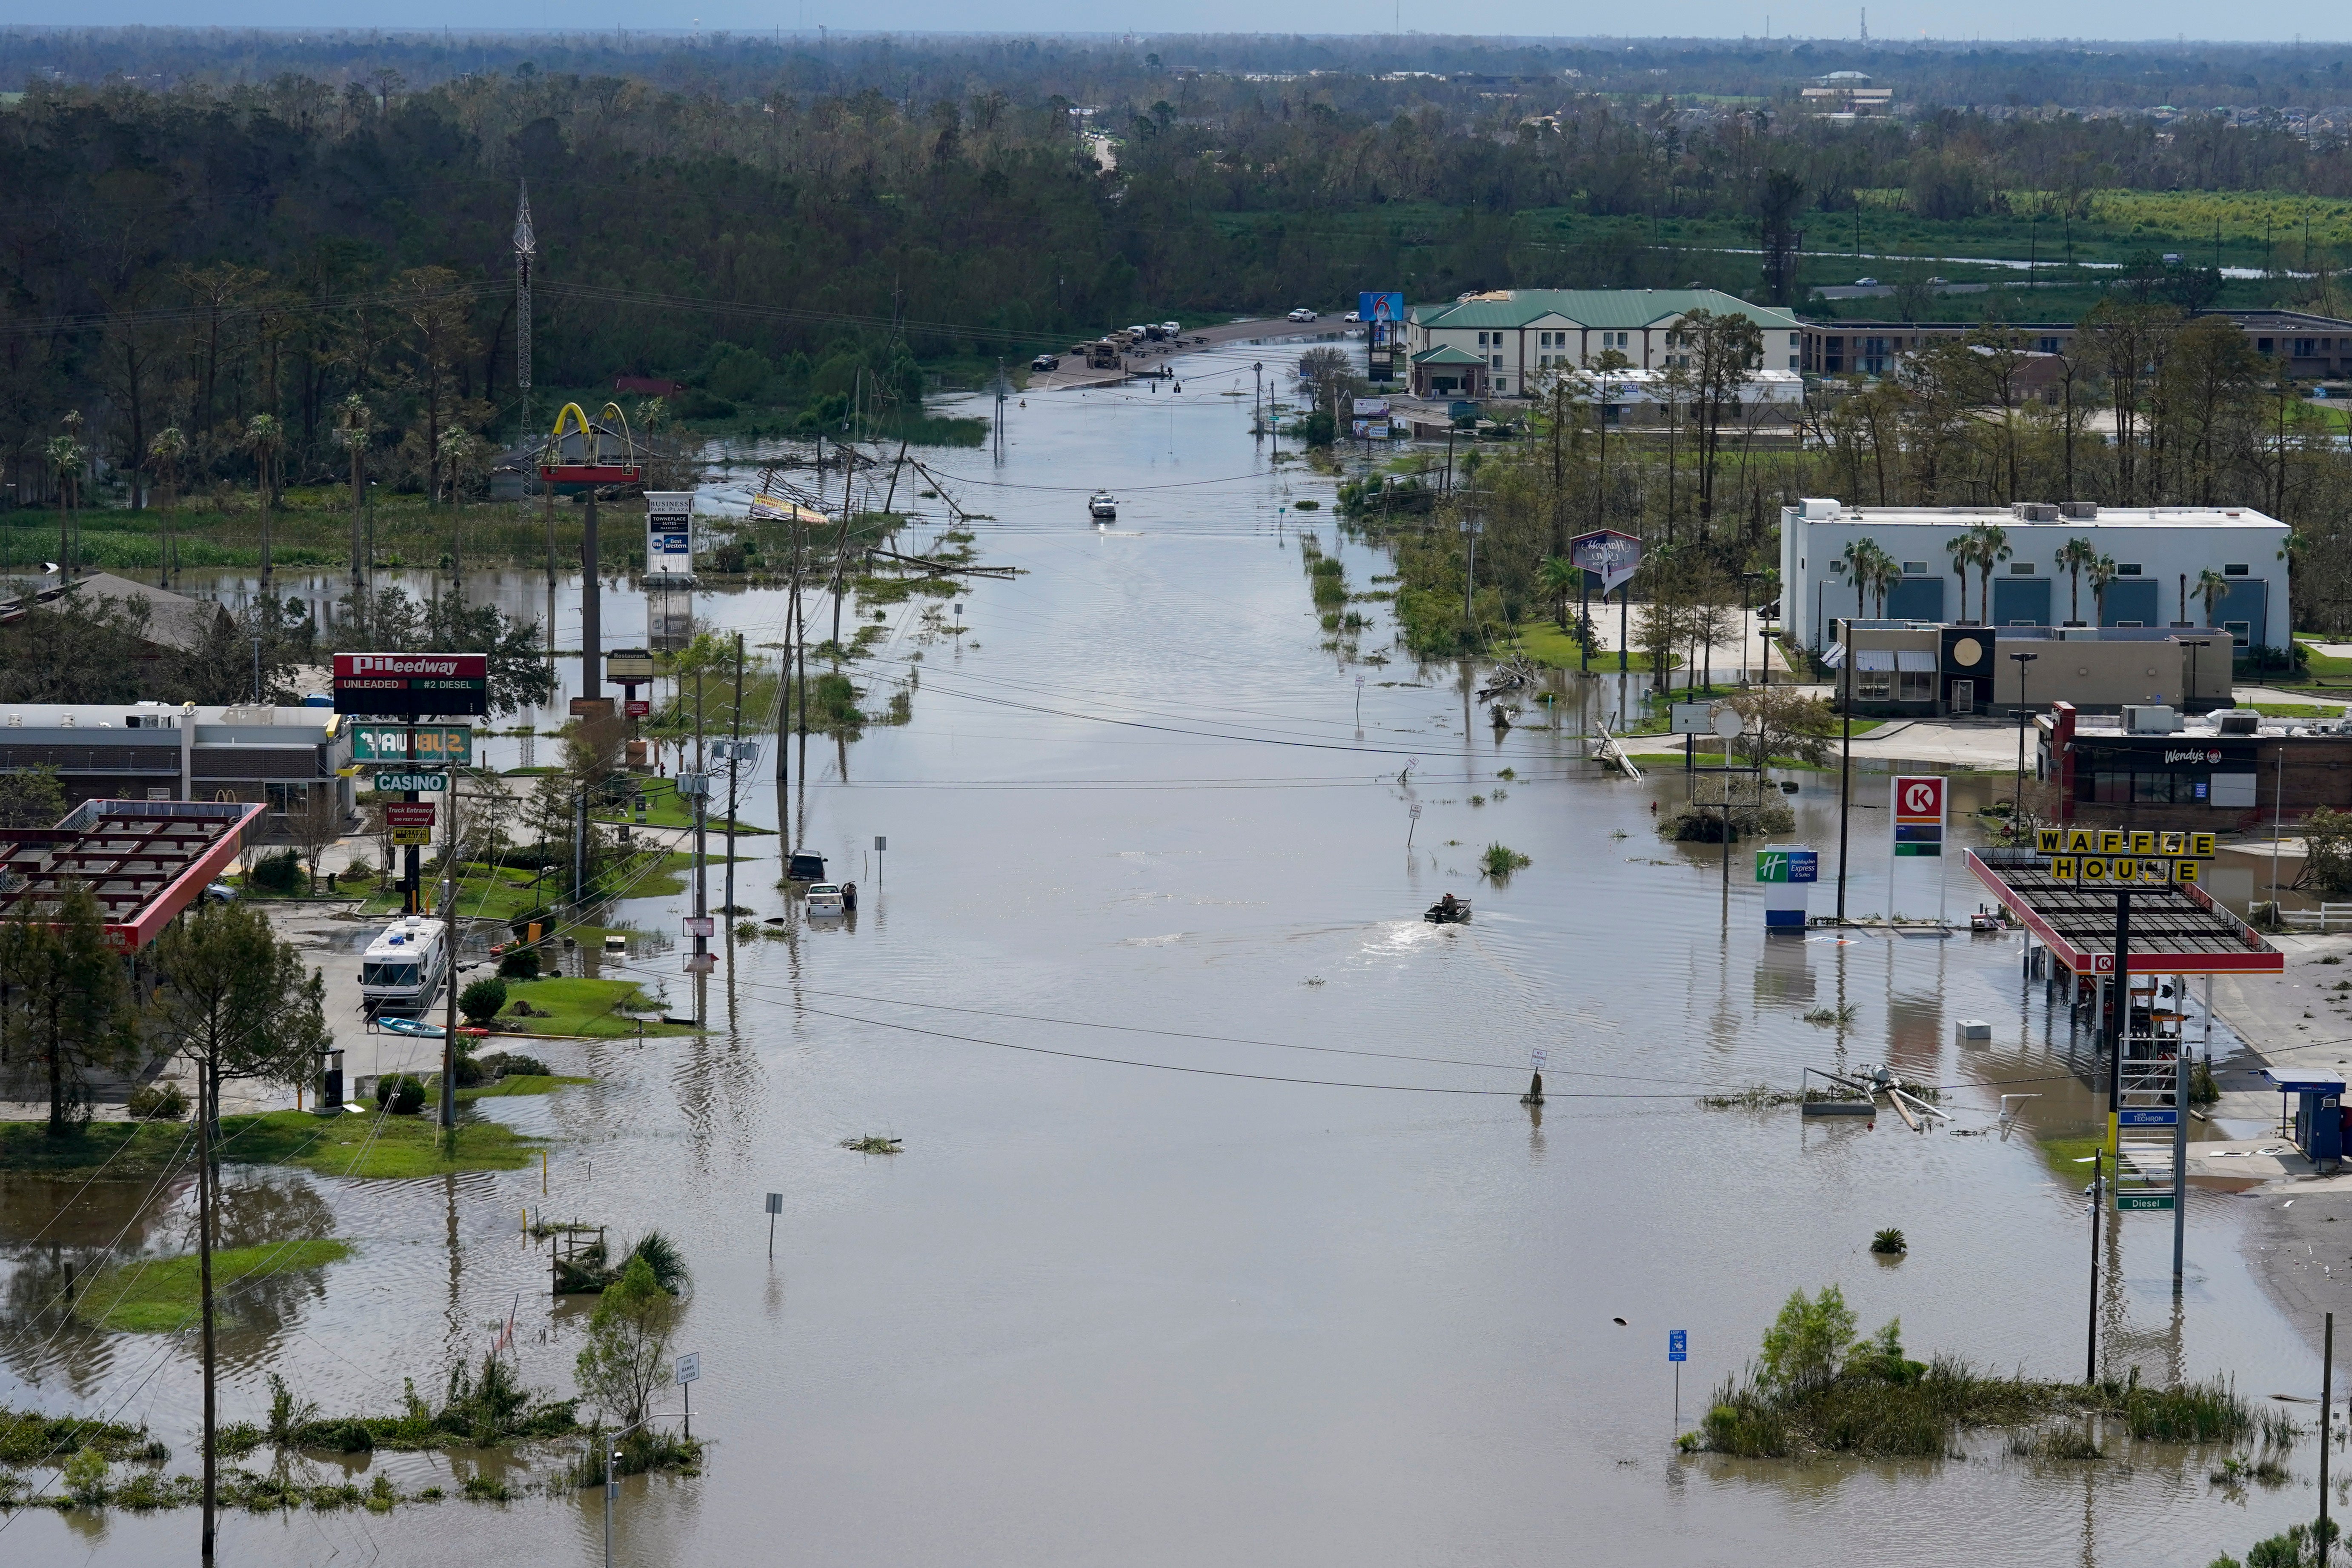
[0, 1108, 544, 1181]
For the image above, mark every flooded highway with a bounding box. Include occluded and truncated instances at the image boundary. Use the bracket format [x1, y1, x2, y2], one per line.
[0, 345, 2329, 1565]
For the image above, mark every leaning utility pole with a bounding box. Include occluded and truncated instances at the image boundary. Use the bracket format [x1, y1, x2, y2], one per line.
[514, 180, 535, 450]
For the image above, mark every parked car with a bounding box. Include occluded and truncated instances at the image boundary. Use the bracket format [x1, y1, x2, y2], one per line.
[806, 882, 847, 917]
[1343, 310, 1360, 323]
[1142, 324, 1167, 341]
[201, 881, 236, 904]
[1031, 353, 1060, 371]
[1287, 307, 1318, 322]
[1159, 320, 1181, 334]
[1853, 276, 1878, 286]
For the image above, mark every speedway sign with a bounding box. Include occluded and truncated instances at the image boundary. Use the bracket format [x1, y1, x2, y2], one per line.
[332, 653, 489, 718]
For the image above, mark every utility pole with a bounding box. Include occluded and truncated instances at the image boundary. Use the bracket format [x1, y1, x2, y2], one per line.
[582, 487, 602, 705]
[197, 1069, 217, 1561]
[693, 667, 708, 1019]
[727, 632, 744, 915]
[2010, 652, 2038, 821]
[514, 180, 535, 450]
[2108, 890, 2133, 1168]
[1836, 618, 1854, 922]
[2323, 1312, 2336, 1560]
[440, 777, 461, 1131]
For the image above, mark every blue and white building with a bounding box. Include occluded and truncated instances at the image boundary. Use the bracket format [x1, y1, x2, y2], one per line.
[1781, 499, 2292, 657]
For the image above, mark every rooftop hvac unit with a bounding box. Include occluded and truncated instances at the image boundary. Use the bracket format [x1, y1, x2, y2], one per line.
[2012, 502, 2060, 522]
[2060, 501, 2100, 520]
[2215, 710, 2261, 735]
[2122, 705, 2180, 735]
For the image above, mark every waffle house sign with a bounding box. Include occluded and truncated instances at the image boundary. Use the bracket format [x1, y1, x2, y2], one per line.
[2034, 827, 2218, 887]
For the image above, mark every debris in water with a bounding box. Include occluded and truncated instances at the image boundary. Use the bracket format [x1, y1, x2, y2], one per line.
[841, 1136, 904, 1155]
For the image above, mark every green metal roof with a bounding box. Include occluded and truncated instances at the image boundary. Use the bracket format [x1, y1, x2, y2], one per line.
[1411, 345, 1487, 365]
[1409, 289, 1801, 334]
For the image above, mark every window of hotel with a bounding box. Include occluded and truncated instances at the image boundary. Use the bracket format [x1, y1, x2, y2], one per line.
[1902, 561, 1928, 575]
[2224, 564, 2249, 575]
[2010, 561, 2035, 574]
[2118, 564, 2143, 575]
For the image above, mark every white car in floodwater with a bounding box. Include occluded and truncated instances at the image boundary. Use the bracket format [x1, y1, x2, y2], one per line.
[806, 883, 846, 916]
[1089, 492, 1118, 521]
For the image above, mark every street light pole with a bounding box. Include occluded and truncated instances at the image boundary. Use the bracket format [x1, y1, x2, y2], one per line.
[601, 1412, 687, 1568]
[1836, 618, 1854, 922]
[2010, 651, 2040, 825]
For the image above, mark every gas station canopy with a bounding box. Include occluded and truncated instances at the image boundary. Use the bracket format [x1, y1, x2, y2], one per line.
[1966, 850, 2283, 976]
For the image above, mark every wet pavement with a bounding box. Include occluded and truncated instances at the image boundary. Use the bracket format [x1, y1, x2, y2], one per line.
[0, 351, 2338, 1565]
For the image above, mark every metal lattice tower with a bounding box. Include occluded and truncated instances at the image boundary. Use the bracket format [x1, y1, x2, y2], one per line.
[514, 180, 536, 449]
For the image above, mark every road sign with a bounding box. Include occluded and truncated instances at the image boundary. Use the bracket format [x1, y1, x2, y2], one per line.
[683, 916, 715, 937]
[1756, 849, 1820, 883]
[2119, 1108, 2181, 1126]
[384, 803, 436, 827]
[874, 836, 887, 852]
[625, 700, 651, 718]
[1668, 1329, 1688, 1363]
[764, 1192, 783, 1216]
[675, 1352, 701, 1385]
[352, 724, 473, 766]
[1531, 1048, 1548, 1070]
[332, 652, 489, 717]
[391, 827, 432, 847]
[373, 772, 448, 793]
[1671, 703, 1716, 735]
[2117, 1194, 2177, 1212]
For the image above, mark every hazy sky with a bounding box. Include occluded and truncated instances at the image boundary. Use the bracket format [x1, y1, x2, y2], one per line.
[0, 6, 2345, 45]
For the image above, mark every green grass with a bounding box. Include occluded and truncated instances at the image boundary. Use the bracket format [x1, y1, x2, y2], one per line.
[353, 848, 734, 922]
[1509, 620, 1678, 672]
[2035, 1131, 2108, 1185]
[596, 776, 771, 835]
[2249, 702, 2348, 718]
[455, 1073, 594, 1100]
[0, 1109, 545, 1180]
[78, 1241, 352, 1333]
[494, 977, 695, 1039]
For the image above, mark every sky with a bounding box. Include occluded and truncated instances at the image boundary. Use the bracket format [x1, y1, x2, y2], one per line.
[0, 7, 2346, 45]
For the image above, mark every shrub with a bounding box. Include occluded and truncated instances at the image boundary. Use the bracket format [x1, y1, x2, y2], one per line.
[127, 1082, 186, 1120]
[62, 1445, 109, 1505]
[249, 850, 304, 893]
[1481, 842, 1531, 878]
[710, 541, 747, 574]
[1871, 1228, 1908, 1254]
[498, 947, 542, 980]
[459, 978, 509, 1026]
[376, 1074, 426, 1115]
[1758, 1285, 1858, 1394]
[476, 1051, 550, 1080]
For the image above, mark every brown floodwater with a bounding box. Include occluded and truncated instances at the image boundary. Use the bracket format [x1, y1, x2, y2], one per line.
[1, 350, 2334, 1565]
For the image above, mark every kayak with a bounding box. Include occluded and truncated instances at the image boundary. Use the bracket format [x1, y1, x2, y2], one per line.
[378, 1017, 489, 1039]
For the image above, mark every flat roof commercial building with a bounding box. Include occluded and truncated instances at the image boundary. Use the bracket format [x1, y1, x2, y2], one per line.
[1830, 621, 2231, 718]
[0, 703, 355, 832]
[1782, 498, 2290, 657]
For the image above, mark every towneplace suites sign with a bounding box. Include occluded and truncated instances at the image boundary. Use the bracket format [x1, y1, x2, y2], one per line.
[332, 653, 489, 718]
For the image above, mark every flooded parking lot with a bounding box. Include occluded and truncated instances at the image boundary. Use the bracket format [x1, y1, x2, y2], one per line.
[0, 348, 2332, 1565]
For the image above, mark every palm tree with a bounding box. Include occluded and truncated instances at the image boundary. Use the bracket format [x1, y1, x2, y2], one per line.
[1840, 537, 1877, 619]
[245, 415, 283, 594]
[334, 396, 370, 620]
[148, 427, 187, 585]
[2054, 536, 2099, 625]
[1538, 555, 1582, 632]
[2279, 529, 2305, 638]
[2195, 567, 2235, 628]
[2087, 554, 2118, 626]
[45, 432, 83, 583]
[1868, 543, 1902, 618]
[1945, 529, 1978, 622]
[1972, 523, 2013, 627]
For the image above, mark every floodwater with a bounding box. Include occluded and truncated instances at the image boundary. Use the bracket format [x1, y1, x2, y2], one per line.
[0, 348, 2336, 1565]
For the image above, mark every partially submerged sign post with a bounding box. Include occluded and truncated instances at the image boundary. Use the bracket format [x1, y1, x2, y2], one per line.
[1568, 529, 1642, 674]
[2032, 829, 2217, 1262]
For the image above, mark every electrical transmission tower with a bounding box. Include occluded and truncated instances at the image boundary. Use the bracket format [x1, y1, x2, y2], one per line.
[515, 180, 536, 449]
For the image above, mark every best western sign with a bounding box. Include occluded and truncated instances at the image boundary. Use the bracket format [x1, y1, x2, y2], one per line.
[332, 653, 489, 718]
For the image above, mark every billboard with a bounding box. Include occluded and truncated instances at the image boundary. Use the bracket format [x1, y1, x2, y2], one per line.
[645, 490, 695, 579]
[332, 653, 488, 718]
[351, 724, 473, 766]
[1358, 291, 1405, 326]
[1569, 529, 1644, 597]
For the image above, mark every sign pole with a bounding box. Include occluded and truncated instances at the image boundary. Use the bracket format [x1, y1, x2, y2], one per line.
[2173, 1048, 2189, 1282]
[2109, 890, 2132, 1166]
[2087, 1150, 2102, 1384]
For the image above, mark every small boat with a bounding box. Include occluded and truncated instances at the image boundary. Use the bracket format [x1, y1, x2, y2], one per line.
[1423, 897, 1473, 925]
[1088, 491, 1117, 521]
[378, 1016, 489, 1039]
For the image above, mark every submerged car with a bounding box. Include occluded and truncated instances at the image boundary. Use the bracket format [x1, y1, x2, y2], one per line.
[807, 882, 846, 916]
